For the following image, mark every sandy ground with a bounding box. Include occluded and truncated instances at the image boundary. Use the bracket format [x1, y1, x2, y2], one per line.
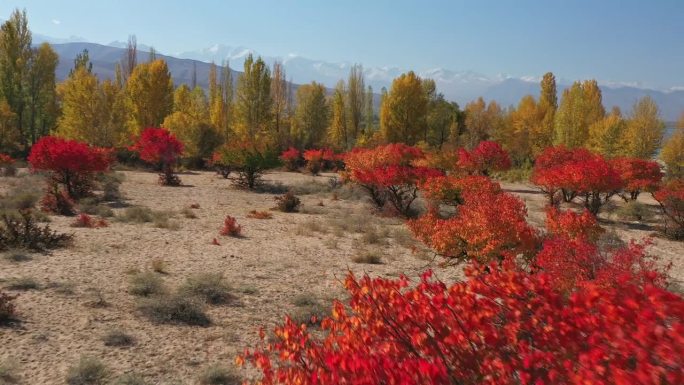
[0, 169, 682, 384]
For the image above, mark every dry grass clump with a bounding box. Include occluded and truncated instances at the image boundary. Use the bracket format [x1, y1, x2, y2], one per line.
[113, 373, 147, 385]
[0, 210, 72, 252]
[117, 206, 154, 223]
[246, 210, 272, 219]
[66, 356, 109, 385]
[179, 273, 233, 305]
[102, 329, 135, 347]
[290, 294, 330, 327]
[295, 219, 328, 236]
[2, 249, 31, 262]
[150, 258, 168, 274]
[614, 201, 654, 222]
[180, 207, 197, 219]
[5, 277, 40, 291]
[351, 250, 383, 264]
[137, 293, 210, 326]
[274, 192, 301, 213]
[77, 197, 114, 218]
[128, 271, 165, 297]
[0, 359, 20, 384]
[198, 364, 241, 385]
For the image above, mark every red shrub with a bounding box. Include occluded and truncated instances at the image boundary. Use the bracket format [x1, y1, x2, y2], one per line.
[419, 175, 502, 208]
[408, 187, 537, 264]
[531, 146, 623, 214]
[279, 147, 301, 171]
[303, 149, 324, 175]
[545, 207, 603, 242]
[653, 179, 684, 239]
[0, 153, 16, 176]
[239, 267, 684, 385]
[40, 182, 75, 215]
[612, 157, 663, 201]
[130, 127, 184, 186]
[219, 215, 242, 237]
[457, 141, 511, 175]
[70, 213, 108, 228]
[28, 136, 112, 200]
[343, 144, 442, 216]
[211, 237, 221, 246]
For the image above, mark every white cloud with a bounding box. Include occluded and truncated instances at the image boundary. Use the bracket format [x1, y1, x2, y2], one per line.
[51, 19, 61, 25]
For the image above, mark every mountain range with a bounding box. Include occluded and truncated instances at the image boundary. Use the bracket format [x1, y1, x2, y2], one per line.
[30, 35, 684, 121]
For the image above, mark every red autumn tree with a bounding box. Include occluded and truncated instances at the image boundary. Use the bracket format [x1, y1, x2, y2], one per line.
[28, 136, 112, 206]
[130, 127, 184, 186]
[343, 143, 442, 217]
[239, 267, 684, 385]
[279, 147, 301, 171]
[531, 146, 622, 214]
[611, 157, 663, 201]
[457, 140, 511, 176]
[418, 174, 502, 208]
[653, 179, 684, 239]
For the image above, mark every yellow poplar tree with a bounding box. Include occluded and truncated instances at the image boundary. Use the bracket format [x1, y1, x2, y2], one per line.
[554, 80, 605, 148]
[587, 108, 626, 158]
[327, 80, 348, 150]
[380, 71, 428, 145]
[622, 96, 665, 159]
[125, 59, 174, 134]
[660, 113, 684, 178]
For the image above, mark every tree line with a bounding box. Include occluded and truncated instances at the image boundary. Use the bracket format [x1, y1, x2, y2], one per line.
[0, 9, 682, 176]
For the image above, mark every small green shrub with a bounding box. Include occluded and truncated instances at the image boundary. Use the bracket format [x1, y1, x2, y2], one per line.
[180, 273, 233, 305]
[138, 294, 210, 326]
[128, 272, 165, 297]
[66, 356, 108, 385]
[2, 249, 32, 262]
[0, 210, 72, 252]
[615, 201, 654, 222]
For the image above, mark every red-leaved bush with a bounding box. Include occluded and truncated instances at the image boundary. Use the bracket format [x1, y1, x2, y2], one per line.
[531, 146, 623, 214]
[219, 215, 242, 237]
[303, 149, 325, 175]
[239, 266, 684, 385]
[70, 213, 108, 228]
[408, 189, 537, 264]
[0, 153, 16, 176]
[457, 140, 511, 176]
[130, 127, 184, 186]
[280, 147, 301, 171]
[343, 144, 442, 216]
[28, 136, 111, 215]
[418, 175, 502, 208]
[544, 207, 603, 242]
[653, 179, 684, 239]
[611, 157, 663, 201]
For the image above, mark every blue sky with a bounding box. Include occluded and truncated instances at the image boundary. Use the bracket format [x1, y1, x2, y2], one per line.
[2, 0, 683, 89]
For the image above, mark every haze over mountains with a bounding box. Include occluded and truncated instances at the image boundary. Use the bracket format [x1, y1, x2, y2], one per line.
[33, 34, 684, 121]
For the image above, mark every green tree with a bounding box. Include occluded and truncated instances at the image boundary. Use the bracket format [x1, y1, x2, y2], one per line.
[291, 82, 328, 148]
[0, 9, 31, 146]
[271, 61, 288, 142]
[427, 95, 459, 149]
[234, 54, 272, 141]
[347, 64, 365, 141]
[622, 96, 665, 159]
[125, 59, 174, 134]
[25, 42, 58, 143]
[380, 71, 428, 145]
[364, 85, 374, 133]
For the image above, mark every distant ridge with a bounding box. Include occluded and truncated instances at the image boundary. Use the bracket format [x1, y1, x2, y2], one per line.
[42, 40, 684, 121]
